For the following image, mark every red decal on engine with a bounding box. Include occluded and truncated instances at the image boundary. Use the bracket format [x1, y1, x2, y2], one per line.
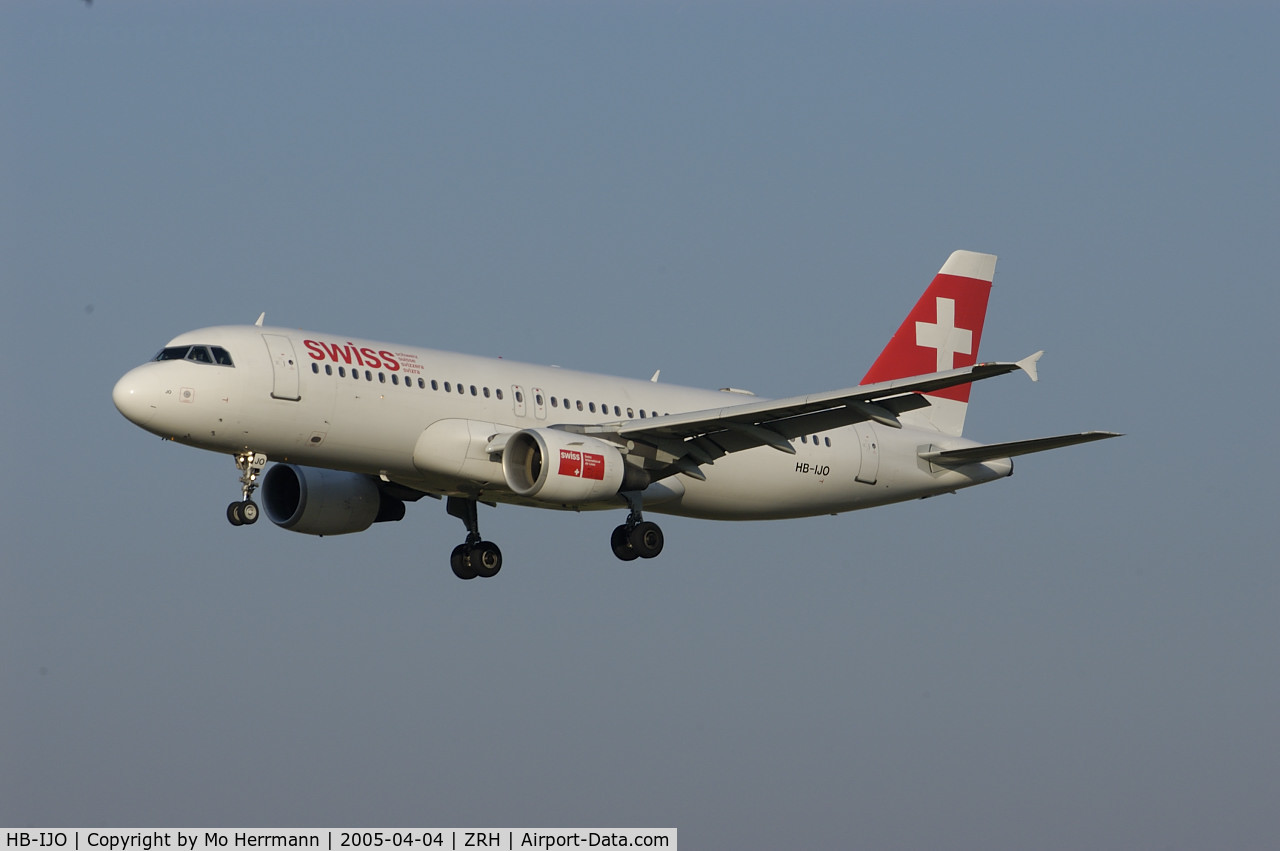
[558, 450, 605, 479]
[580, 452, 605, 480]
[559, 450, 582, 477]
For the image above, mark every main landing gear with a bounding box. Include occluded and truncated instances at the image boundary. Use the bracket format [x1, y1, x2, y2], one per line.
[444, 493, 664, 580]
[447, 496, 503, 580]
[226, 451, 267, 527]
[610, 492, 664, 561]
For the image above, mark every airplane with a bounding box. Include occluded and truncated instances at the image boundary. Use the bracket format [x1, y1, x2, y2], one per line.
[112, 250, 1119, 579]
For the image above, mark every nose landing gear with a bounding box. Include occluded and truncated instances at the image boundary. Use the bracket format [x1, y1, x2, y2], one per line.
[226, 499, 258, 526]
[227, 451, 267, 527]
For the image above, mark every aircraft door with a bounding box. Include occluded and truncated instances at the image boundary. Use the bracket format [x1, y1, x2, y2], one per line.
[531, 387, 547, 420]
[512, 385, 527, 418]
[854, 423, 879, 484]
[263, 334, 301, 401]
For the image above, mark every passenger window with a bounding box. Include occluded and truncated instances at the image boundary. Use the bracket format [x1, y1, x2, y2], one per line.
[378, 372, 386, 383]
[801, 435, 808, 444]
[457, 382, 465, 394]
[515, 390, 523, 403]
[576, 400, 584, 412]
[470, 385, 477, 396]
[311, 363, 319, 374]
[589, 402, 596, 413]
[496, 388, 504, 400]
[391, 374, 399, 385]
[551, 397, 559, 408]
[483, 387, 490, 398]
[325, 365, 333, 376]
[339, 366, 346, 378]
[444, 382, 451, 392]
[614, 406, 622, 417]
[825, 437, 832, 447]
[419, 378, 426, 389]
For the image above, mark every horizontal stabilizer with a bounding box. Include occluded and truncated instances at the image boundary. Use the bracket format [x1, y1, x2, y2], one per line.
[919, 431, 1121, 466]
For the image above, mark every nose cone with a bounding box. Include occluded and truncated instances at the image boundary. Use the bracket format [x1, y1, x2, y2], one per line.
[113, 367, 158, 427]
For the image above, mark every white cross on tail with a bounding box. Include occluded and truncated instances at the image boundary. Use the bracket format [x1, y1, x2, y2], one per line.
[915, 297, 972, 371]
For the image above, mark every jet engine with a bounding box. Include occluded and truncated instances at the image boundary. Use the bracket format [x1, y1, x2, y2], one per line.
[261, 463, 405, 535]
[501, 429, 648, 505]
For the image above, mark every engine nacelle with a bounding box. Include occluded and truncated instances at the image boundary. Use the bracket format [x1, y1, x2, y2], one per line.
[502, 429, 645, 505]
[261, 464, 404, 536]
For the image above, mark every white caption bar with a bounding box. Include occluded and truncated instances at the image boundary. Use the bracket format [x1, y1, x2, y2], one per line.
[3, 831, 676, 851]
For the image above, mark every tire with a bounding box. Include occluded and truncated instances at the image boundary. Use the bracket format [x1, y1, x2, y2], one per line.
[227, 502, 244, 526]
[630, 521, 664, 559]
[611, 524, 639, 561]
[472, 541, 503, 578]
[451, 544, 477, 580]
[240, 500, 259, 525]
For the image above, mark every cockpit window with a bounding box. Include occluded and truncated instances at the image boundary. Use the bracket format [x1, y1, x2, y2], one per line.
[153, 345, 234, 367]
[155, 346, 190, 361]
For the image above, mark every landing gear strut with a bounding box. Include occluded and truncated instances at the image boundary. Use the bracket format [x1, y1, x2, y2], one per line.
[611, 492, 664, 561]
[227, 451, 267, 526]
[447, 496, 503, 580]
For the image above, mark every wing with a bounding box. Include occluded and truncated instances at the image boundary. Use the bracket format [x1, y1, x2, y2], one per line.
[557, 352, 1045, 482]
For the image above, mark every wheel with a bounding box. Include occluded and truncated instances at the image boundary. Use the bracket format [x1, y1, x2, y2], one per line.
[472, 541, 503, 578]
[240, 500, 259, 525]
[611, 524, 639, 561]
[451, 544, 477, 580]
[227, 501, 244, 526]
[630, 521, 664, 559]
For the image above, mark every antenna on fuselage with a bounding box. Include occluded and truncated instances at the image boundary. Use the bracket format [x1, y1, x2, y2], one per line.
[254, 312, 265, 327]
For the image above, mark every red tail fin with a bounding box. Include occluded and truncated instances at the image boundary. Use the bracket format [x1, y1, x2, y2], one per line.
[861, 250, 996, 434]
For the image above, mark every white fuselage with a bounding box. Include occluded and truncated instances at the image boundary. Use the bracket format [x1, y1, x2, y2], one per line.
[113, 324, 1011, 521]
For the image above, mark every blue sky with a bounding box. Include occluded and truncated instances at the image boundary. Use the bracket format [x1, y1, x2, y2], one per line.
[3, 3, 1277, 847]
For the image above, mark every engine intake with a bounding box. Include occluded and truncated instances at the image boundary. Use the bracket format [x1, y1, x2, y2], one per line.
[262, 464, 404, 536]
